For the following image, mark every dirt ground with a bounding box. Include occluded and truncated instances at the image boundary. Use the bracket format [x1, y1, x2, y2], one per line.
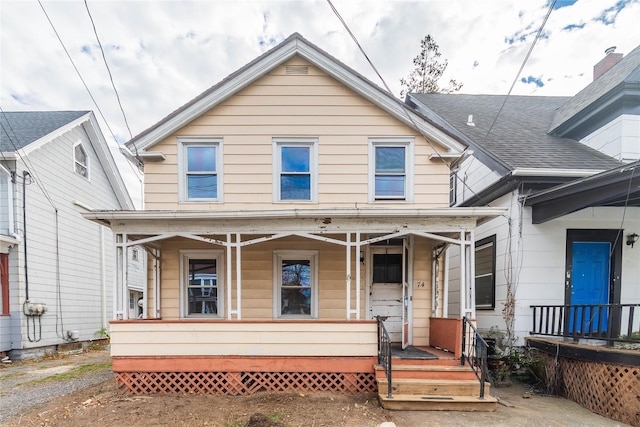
[1, 348, 629, 427]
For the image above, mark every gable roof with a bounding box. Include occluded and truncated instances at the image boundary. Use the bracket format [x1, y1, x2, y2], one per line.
[127, 33, 466, 156]
[549, 44, 640, 136]
[407, 93, 622, 171]
[1, 111, 88, 151]
[0, 110, 134, 210]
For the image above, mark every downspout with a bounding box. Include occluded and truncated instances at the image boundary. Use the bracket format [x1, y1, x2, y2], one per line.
[22, 171, 30, 301]
[100, 227, 106, 328]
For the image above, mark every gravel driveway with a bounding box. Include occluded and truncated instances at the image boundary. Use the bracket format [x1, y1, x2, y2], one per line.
[0, 347, 112, 424]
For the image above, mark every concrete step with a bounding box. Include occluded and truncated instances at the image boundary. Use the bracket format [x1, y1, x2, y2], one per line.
[374, 364, 477, 380]
[377, 378, 491, 397]
[378, 393, 498, 411]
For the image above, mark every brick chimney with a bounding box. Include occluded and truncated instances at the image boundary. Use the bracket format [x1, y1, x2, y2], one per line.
[593, 46, 623, 80]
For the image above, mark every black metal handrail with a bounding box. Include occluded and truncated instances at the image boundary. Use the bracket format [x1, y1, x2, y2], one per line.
[461, 316, 488, 399]
[376, 316, 392, 398]
[530, 304, 640, 344]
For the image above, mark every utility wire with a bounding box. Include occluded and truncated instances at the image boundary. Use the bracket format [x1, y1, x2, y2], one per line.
[38, 0, 119, 143]
[326, 0, 556, 216]
[84, 0, 133, 140]
[482, 0, 556, 141]
[0, 108, 57, 210]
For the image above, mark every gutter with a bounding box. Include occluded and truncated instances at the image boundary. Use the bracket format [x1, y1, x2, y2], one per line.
[511, 168, 603, 177]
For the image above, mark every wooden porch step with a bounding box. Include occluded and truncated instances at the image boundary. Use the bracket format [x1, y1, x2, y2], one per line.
[377, 378, 491, 397]
[392, 357, 460, 366]
[378, 393, 498, 411]
[374, 364, 477, 380]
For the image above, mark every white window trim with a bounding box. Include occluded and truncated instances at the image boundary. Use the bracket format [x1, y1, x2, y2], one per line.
[368, 137, 414, 202]
[72, 141, 90, 180]
[273, 250, 319, 319]
[179, 249, 225, 318]
[272, 137, 318, 203]
[177, 136, 223, 203]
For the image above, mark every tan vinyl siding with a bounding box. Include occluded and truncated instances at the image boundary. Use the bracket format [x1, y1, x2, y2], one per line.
[143, 56, 450, 210]
[110, 320, 377, 357]
[158, 236, 366, 320]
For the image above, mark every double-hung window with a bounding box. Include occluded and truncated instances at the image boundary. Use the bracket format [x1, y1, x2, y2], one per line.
[73, 142, 89, 179]
[273, 138, 317, 202]
[179, 137, 222, 202]
[181, 250, 224, 318]
[273, 251, 318, 318]
[369, 138, 413, 202]
[475, 235, 496, 310]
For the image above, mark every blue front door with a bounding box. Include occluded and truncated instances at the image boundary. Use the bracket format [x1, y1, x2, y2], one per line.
[569, 241, 611, 333]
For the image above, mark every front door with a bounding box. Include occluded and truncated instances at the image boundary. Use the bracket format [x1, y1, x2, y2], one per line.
[370, 246, 403, 343]
[565, 230, 622, 335]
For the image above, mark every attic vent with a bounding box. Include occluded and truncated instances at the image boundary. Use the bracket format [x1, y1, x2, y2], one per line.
[285, 65, 309, 75]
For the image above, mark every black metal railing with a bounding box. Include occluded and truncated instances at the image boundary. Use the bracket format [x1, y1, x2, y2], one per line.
[530, 304, 640, 344]
[376, 316, 393, 398]
[461, 316, 489, 399]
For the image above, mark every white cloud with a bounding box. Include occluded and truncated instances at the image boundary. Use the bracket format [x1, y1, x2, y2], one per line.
[2, 0, 638, 205]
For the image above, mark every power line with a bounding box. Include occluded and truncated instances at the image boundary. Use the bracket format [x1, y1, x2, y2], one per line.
[37, 0, 119, 143]
[325, 0, 496, 209]
[0, 108, 58, 210]
[84, 0, 133, 140]
[483, 0, 556, 141]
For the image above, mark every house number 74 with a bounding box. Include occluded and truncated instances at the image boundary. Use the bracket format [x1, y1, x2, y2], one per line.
[416, 281, 425, 288]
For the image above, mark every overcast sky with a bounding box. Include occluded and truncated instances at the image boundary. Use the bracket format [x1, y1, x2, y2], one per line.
[1, 0, 638, 204]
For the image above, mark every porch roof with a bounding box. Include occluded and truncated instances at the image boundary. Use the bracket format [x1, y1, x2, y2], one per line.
[83, 207, 506, 235]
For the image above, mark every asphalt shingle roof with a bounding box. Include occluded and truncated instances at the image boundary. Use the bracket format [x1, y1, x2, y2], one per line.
[0, 111, 89, 151]
[409, 93, 623, 171]
[550, 45, 640, 132]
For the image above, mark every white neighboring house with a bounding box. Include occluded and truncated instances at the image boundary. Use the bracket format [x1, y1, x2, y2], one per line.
[407, 45, 640, 346]
[0, 111, 143, 359]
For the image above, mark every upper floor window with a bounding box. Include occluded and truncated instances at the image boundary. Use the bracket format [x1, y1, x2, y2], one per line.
[273, 138, 317, 202]
[475, 235, 496, 310]
[450, 171, 458, 206]
[178, 137, 223, 202]
[73, 142, 89, 178]
[369, 138, 414, 202]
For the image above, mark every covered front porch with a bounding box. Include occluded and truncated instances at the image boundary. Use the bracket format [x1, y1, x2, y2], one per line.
[84, 208, 503, 395]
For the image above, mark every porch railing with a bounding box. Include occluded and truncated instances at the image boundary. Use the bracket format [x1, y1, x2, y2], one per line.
[461, 316, 488, 399]
[530, 304, 640, 344]
[376, 316, 392, 399]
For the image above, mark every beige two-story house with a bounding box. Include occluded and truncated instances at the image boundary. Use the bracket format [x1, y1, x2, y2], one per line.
[85, 33, 503, 397]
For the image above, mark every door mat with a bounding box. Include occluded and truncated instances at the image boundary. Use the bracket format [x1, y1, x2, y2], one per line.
[391, 346, 438, 360]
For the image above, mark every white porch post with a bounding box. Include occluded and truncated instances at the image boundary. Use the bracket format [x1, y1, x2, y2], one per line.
[235, 232, 242, 320]
[355, 232, 361, 320]
[443, 246, 450, 318]
[346, 233, 351, 320]
[152, 248, 161, 318]
[226, 233, 233, 319]
[468, 230, 476, 319]
[459, 231, 466, 319]
[115, 233, 128, 320]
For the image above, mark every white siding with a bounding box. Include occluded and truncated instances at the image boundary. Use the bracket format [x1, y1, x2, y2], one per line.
[449, 189, 640, 346]
[580, 114, 640, 162]
[6, 124, 123, 353]
[452, 156, 501, 206]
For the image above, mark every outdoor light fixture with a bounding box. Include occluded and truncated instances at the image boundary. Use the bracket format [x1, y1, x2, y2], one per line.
[627, 233, 639, 248]
[360, 251, 365, 264]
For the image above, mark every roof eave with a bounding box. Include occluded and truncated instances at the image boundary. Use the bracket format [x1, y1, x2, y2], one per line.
[128, 34, 466, 156]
